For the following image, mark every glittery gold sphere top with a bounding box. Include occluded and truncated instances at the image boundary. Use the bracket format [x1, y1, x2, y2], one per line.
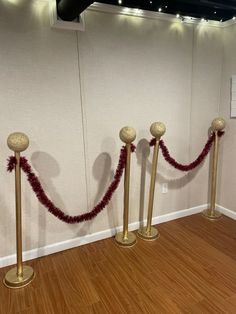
[7, 132, 29, 152]
[150, 122, 166, 138]
[211, 118, 226, 131]
[119, 127, 136, 144]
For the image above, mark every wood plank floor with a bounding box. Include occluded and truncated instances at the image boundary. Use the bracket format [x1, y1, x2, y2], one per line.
[1, 214, 236, 313]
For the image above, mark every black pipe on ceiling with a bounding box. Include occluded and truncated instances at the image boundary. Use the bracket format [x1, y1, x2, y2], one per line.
[57, 0, 94, 21]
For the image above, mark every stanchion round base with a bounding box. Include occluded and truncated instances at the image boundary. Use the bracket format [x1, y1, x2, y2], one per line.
[137, 226, 160, 241]
[115, 231, 136, 247]
[202, 209, 222, 220]
[3, 266, 35, 289]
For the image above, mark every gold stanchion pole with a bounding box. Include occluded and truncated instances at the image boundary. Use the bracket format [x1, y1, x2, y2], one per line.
[203, 118, 226, 220]
[4, 132, 35, 289]
[115, 127, 137, 247]
[138, 122, 166, 241]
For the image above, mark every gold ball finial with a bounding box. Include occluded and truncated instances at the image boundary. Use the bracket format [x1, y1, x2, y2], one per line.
[119, 126, 136, 144]
[211, 118, 226, 131]
[7, 132, 29, 152]
[150, 122, 166, 138]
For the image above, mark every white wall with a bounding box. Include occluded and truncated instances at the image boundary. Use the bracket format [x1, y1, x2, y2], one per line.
[79, 10, 195, 234]
[0, 0, 225, 259]
[219, 24, 236, 212]
[188, 26, 223, 207]
[0, 0, 89, 257]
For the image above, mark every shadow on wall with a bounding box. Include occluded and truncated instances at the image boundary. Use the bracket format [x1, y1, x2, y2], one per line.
[29, 151, 89, 251]
[92, 137, 120, 231]
[136, 138, 150, 228]
[0, 193, 15, 258]
[136, 136, 209, 221]
[92, 152, 112, 204]
[147, 140, 208, 189]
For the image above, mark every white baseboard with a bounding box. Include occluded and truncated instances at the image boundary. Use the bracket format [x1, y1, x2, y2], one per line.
[152, 204, 206, 225]
[216, 204, 236, 220]
[1, 203, 235, 268]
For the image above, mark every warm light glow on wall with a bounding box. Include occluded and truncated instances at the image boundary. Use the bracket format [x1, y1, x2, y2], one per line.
[32, 1, 48, 19]
[169, 21, 185, 36]
[123, 7, 131, 13]
[195, 21, 219, 37]
[3, 0, 22, 6]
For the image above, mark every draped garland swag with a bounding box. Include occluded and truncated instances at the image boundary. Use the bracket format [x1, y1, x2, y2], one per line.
[7, 132, 224, 223]
[7, 145, 135, 224]
[150, 131, 224, 171]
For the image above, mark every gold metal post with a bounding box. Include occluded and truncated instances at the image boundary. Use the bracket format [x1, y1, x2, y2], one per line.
[15, 151, 23, 277]
[115, 127, 137, 247]
[4, 132, 35, 289]
[203, 118, 226, 220]
[138, 122, 166, 241]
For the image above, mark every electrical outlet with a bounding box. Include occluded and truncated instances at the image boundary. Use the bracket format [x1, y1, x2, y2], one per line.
[162, 183, 168, 194]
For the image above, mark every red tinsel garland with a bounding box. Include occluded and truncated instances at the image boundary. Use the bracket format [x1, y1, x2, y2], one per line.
[7, 144, 135, 224]
[150, 131, 224, 172]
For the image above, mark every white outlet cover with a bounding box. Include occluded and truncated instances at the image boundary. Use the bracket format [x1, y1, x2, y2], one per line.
[162, 183, 168, 194]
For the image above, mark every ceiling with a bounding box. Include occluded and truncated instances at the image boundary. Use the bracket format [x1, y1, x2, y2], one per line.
[95, 0, 236, 21]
